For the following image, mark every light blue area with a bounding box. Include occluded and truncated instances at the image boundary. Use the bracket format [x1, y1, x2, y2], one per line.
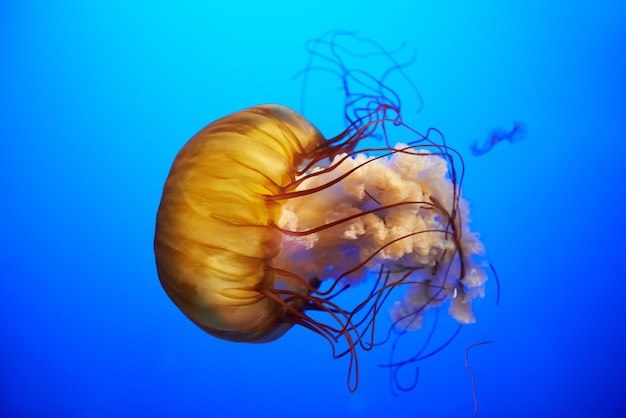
[1, 1, 625, 417]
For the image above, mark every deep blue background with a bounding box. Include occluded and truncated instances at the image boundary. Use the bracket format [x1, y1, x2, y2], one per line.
[2, 1, 625, 417]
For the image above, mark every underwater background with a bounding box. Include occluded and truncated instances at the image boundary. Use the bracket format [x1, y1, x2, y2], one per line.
[2, 1, 625, 417]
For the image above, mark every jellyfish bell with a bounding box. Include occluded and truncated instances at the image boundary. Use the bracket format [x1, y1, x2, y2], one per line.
[154, 103, 488, 390]
[154, 105, 327, 343]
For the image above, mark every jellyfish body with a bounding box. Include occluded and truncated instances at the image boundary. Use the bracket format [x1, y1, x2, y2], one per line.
[154, 103, 488, 390]
[154, 105, 326, 343]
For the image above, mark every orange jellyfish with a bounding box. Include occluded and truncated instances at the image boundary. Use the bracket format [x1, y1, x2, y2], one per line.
[153, 103, 488, 391]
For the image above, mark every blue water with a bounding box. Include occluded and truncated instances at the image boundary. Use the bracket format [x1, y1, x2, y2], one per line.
[2, 1, 625, 417]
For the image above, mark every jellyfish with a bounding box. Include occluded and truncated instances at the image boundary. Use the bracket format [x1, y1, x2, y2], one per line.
[153, 103, 488, 391]
[471, 122, 527, 156]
